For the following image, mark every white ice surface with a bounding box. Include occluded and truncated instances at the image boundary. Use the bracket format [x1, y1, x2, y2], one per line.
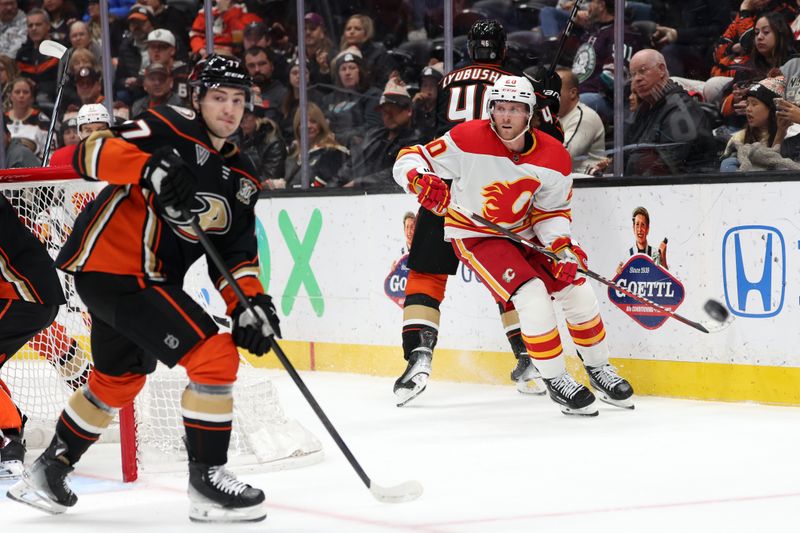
[2, 370, 800, 532]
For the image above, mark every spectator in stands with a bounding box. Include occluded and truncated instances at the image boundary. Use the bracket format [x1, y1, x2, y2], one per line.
[114, 5, 154, 103]
[712, 0, 797, 77]
[571, 0, 644, 122]
[322, 49, 382, 149]
[557, 67, 606, 174]
[73, 67, 103, 106]
[59, 115, 78, 146]
[4, 77, 47, 157]
[0, 0, 27, 60]
[412, 62, 443, 141]
[303, 12, 336, 87]
[624, 49, 715, 175]
[138, 0, 192, 58]
[130, 62, 181, 117]
[279, 58, 324, 142]
[43, 0, 77, 46]
[244, 46, 287, 123]
[539, 0, 588, 40]
[144, 28, 190, 102]
[69, 21, 102, 60]
[3, 121, 40, 167]
[16, 9, 59, 106]
[722, 76, 797, 169]
[339, 14, 392, 88]
[338, 79, 421, 188]
[1, 55, 19, 111]
[280, 102, 349, 189]
[189, 0, 259, 58]
[238, 107, 286, 185]
[242, 21, 268, 52]
[749, 12, 796, 76]
[649, 0, 730, 79]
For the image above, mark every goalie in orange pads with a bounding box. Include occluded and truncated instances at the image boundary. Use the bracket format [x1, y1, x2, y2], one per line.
[8, 56, 280, 523]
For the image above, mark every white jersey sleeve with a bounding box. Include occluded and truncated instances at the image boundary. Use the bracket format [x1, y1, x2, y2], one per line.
[529, 175, 573, 248]
[393, 133, 462, 193]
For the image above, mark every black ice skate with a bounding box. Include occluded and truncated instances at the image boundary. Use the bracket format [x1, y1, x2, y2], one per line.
[510, 356, 546, 395]
[394, 328, 436, 407]
[188, 462, 266, 523]
[585, 363, 635, 409]
[6, 435, 77, 514]
[0, 432, 26, 480]
[544, 372, 598, 416]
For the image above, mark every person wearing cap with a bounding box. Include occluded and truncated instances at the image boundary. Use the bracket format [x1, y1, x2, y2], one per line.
[189, 0, 259, 58]
[624, 48, 715, 175]
[336, 79, 421, 187]
[720, 75, 792, 171]
[113, 5, 155, 103]
[144, 28, 191, 102]
[244, 46, 287, 122]
[15, 9, 58, 106]
[74, 67, 103, 106]
[412, 63, 443, 140]
[321, 48, 382, 149]
[139, 0, 192, 55]
[131, 62, 183, 118]
[59, 114, 79, 146]
[0, 0, 27, 60]
[242, 21, 268, 52]
[303, 12, 337, 86]
[3, 121, 41, 167]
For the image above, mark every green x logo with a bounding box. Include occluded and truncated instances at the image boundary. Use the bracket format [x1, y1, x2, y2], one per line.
[278, 209, 324, 316]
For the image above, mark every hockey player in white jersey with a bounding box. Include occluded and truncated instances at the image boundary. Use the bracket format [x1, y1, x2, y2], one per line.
[392, 75, 634, 415]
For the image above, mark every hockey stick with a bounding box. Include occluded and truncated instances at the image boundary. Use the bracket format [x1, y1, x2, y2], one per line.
[448, 203, 709, 334]
[38, 39, 73, 166]
[547, 0, 582, 76]
[182, 211, 423, 504]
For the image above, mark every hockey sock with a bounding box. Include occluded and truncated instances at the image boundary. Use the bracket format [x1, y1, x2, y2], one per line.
[182, 382, 233, 466]
[402, 294, 441, 361]
[511, 279, 566, 379]
[55, 388, 116, 465]
[498, 305, 525, 358]
[558, 283, 610, 367]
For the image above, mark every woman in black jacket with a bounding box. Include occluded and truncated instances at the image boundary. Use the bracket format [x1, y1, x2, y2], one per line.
[239, 108, 287, 185]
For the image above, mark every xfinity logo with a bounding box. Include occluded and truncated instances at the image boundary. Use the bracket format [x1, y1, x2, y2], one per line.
[722, 225, 785, 318]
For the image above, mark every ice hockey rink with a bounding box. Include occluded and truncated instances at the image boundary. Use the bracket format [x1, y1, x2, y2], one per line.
[2, 369, 800, 532]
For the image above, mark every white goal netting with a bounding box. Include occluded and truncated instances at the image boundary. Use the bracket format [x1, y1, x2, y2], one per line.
[0, 172, 321, 478]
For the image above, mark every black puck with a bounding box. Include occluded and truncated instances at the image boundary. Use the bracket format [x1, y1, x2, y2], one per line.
[703, 299, 729, 322]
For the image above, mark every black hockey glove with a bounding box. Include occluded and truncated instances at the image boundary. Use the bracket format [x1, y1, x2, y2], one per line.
[231, 293, 282, 356]
[524, 65, 562, 116]
[141, 147, 198, 219]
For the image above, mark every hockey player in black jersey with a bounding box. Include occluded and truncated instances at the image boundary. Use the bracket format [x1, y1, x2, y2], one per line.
[395, 19, 565, 406]
[7, 55, 279, 523]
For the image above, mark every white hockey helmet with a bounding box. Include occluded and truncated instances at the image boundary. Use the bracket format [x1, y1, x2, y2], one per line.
[77, 103, 111, 129]
[486, 75, 536, 118]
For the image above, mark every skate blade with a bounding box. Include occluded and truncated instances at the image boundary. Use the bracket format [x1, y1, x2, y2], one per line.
[558, 401, 599, 417]
[6, 478, 69, 514]
[595, 391, 635, 410]
[0, 460, 24, 480]
[394, 375, 428, 407]
[516, 378, 547, 395]
[189, 501, 267, 523]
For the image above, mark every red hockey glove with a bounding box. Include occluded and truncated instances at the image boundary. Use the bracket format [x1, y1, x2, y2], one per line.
[141, 147, 198, 220]
[406, 167, 450, 216]
[549, 236, 587, 285]
[231, 294, 282, 356]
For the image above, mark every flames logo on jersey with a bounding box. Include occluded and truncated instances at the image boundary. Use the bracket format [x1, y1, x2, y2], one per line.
[166, 193, 231, 242]
[481, 177, 540, 225]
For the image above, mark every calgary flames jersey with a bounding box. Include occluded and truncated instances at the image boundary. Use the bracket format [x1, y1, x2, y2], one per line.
[394, 119, 573, 245]
[57, 105, 264, 313]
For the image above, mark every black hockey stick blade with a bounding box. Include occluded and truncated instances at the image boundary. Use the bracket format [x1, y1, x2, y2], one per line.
[448, 204, 709, 334]
[182, 212, 423, 503]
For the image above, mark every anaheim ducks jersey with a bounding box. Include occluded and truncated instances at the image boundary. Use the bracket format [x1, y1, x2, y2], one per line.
[435, 62, 563, 142]
[394, 120, 573, 245]
[0, 194, 66, 305]
[57, 104, 264, 311]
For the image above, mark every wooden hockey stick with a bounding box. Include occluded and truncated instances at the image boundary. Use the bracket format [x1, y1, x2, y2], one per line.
[182, 211, 423, 503]
[448, 203, 709, 334]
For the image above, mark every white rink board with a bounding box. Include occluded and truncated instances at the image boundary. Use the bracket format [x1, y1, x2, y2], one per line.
[184, 182, 800, 367]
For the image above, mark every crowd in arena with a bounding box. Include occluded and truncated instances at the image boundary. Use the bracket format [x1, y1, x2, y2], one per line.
[4, 0, 800, 182]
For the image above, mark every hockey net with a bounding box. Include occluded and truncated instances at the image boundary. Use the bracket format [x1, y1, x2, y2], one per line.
[0, 168, 322, 481]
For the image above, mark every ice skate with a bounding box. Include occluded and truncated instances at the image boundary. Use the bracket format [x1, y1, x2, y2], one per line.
[6, 435, 77, 514]
[585, 363, 635, 409]
[511, 356, 546, 395]
[188, 462, 266, 523]
[394, 328, 436, 407]
[544, 372, 598, 416]
[0, 433, 26, 480]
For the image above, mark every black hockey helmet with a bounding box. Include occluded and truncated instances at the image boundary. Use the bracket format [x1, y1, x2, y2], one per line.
[467, 19, 506, 63]
[189, 54, 253, 97]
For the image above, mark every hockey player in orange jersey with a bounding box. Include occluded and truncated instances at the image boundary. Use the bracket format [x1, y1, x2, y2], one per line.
[393, 75, 634, 416]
